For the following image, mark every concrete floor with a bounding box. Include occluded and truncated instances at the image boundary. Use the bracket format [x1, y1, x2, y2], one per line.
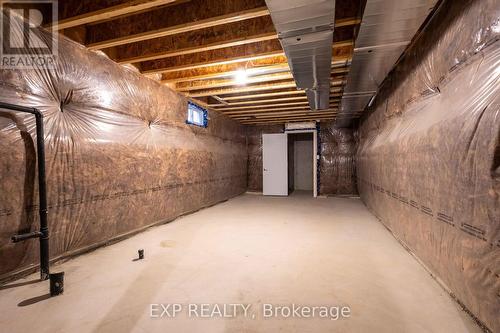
[0, 192, 481, 333]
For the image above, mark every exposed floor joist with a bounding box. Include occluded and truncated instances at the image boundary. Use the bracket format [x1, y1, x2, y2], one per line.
[56, 0, 365, 125]
[87, 1, 270, 50]
[141, 40, 353, 75]
[53, 0, 178, 31]
[187, 79, 345, 98]
[112, 17, 360, 65]
[222, 104, 340, 116]
[162, 57, 351, 84]
[176, 67, 350, 92]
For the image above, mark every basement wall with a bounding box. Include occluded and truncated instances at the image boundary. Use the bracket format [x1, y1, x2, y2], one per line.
[246, 125, 283, 192]
[0, 15, 247, 279]
[356, 1, 500, 331]
[319, 123, 357, 195]
[246, 124, 358, 195]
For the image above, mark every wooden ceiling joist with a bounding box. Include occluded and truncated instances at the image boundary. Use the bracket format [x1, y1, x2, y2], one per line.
[57, 0, 364, 125]
[176, 72, 295, 92]
[240, 111, 364, 124]
[240, 115, 338, 124]
[187, 79, 344, 98]
[143, 47, 285, 75]
[113, 16, 277, 64]
[111, 16, 360, 65]
[209, 96, 308, 107]
[142, 40, 353, 75]
[222, 104, 340, 115]
[221, 87, 343, 101]
[234, 111, 339, 120]
[211, 92, 343, 108]
[219, 99, 341, 112]
[176, 67, 349, 92]
[86, 0, 269, 50]
[161, 58, 350, 84]
[53, 0, 178, 31]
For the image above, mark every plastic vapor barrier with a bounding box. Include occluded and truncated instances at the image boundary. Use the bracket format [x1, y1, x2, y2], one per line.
[357, 1, 499, 331]
[0, 12, 247, 279]
[319, 123, 357, 195]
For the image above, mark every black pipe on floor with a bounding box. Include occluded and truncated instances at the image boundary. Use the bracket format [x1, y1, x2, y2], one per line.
[0, 101, 50, 281]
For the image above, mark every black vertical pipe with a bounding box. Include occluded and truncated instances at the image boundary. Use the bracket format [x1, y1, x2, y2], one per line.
[1, 102, 50, 280]
[34, 112, 49, 280]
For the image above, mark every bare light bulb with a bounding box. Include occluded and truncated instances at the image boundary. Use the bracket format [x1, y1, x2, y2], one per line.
[234, 69, 248, 85]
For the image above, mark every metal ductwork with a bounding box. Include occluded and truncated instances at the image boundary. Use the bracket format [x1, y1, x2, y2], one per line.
[338, 0, 438, 126]
[265, 0, 336, 110]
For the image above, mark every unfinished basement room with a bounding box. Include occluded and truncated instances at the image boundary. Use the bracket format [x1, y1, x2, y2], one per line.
[0, 0, 498, 332]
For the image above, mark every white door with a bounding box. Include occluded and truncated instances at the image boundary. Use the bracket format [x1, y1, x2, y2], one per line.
[263, 133, 288, 196]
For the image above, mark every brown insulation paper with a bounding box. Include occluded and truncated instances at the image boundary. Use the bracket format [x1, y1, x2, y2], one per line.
[319, 123, 357, 195]
[0, 13, 247, 279]
[357, 1, 500, 331]
[245, 124, 283, 192]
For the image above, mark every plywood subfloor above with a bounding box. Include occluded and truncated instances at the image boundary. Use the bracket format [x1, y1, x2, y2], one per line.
[55, 0, 365, 125]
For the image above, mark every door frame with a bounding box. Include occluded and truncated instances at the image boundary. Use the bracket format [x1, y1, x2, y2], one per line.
[285, 129, 318, 197]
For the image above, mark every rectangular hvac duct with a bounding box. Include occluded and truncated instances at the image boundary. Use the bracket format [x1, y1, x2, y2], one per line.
[265, 0, 336, 110]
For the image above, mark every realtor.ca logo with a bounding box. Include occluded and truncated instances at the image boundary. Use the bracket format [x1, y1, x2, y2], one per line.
[1, 0, 58, 69]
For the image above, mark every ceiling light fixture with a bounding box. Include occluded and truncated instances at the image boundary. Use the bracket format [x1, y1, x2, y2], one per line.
[234, 69, 248, 85]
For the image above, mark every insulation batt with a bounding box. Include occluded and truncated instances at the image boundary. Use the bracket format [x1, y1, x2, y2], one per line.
[0, 12, 247, 279]
[357, 0, 500, 331]
[319, 124, 357, 195]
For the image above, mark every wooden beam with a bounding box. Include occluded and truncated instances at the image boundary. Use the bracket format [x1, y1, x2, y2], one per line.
[222, 104, 340, 115]
[142, 40, 353, 75]
[222, 87, 343, 101]
[235, 111, 339, 120]
[161, 56, 351, 83]
[145, 40, 354, 74]
[176, 72, 293, 91]
[187, 79, 344, 98]
[176, 66, 348, 91]
[240, 115, 338, 124]
[114, 16, 276, 64]
[209, 96, 307, 107]
[240, 112, 363, 124]
[144, 47, 284, 74]
[86, 1, 269, 50]
[211, 92, 343, 107]
[219, 99, 341, 112]
[163, 63, 290, 84]
[241, 113, 338, 120]
[242, 118, 335, 125]
[219, 100, 310, 111]
[112, 16, 360, 65]
[187, 81, 297, 98]
[334, 17, 362, 28]
[53, 0, 177, 31]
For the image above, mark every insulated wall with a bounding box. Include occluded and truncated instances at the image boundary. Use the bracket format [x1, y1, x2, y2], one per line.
[0, 15, 247, 279]
[356, 0, 499, 331]
[246, 124, 283, 192]
[319, 123, 357, 195]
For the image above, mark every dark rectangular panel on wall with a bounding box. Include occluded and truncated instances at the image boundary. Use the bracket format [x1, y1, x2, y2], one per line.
[356, 1, 500, 331]
[0, 13, 247, 279]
